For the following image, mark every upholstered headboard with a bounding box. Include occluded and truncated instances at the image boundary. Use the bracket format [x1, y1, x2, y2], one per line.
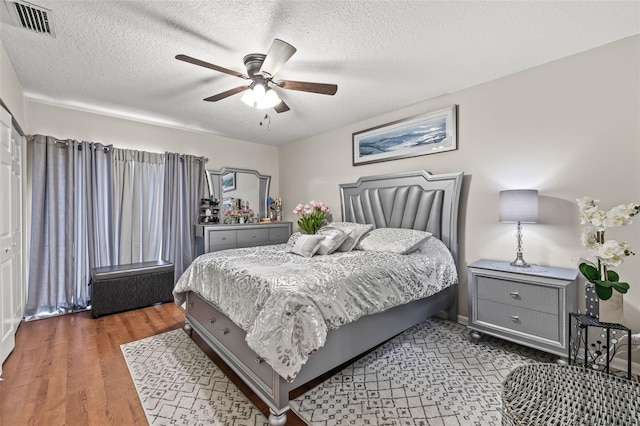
[339, 170, 463, 263]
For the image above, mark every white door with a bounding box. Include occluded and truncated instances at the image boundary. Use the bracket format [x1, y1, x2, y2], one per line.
[11, 124, 23, 332]
[0, 106, 15, 369]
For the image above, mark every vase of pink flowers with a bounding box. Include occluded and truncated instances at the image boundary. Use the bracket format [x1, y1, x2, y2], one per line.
[293, 201, 330, 234]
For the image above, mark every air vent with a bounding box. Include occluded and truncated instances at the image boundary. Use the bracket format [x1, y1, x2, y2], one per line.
[6, 0, 56, 37]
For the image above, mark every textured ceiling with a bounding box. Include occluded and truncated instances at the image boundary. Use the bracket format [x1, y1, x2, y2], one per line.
[1, 1, 639, 146]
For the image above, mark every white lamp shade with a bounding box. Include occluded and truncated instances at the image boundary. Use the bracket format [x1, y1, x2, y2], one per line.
[499, 189, 538, 223]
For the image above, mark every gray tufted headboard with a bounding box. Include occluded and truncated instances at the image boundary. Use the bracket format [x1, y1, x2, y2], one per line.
[339, 170, 463, 264]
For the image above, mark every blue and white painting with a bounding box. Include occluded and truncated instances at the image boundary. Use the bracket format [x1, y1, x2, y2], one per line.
[353, 106, 457, 165]
[222, 172, 236, 192]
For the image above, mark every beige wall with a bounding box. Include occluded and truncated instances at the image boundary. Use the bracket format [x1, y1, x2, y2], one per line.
[279, 35, 640, 342]
[0, 41, 26, 130]
[25, 101, 280, 197]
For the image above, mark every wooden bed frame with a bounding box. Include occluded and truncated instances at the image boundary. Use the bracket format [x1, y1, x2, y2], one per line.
[184, 170, 463, 425]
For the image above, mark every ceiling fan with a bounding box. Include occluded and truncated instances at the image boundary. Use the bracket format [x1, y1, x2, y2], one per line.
[176, 39, 338, 113]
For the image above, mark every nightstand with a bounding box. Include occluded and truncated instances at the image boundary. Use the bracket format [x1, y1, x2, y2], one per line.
[468, 259, 578, 358]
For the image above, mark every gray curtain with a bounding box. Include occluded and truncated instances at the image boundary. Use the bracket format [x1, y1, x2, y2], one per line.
[26, 136, 76, 318]
[26, 137, 117, 319]
[162, 153, 206, 282]
[74, 141, 114, 307]
[112, 148, 165, 264]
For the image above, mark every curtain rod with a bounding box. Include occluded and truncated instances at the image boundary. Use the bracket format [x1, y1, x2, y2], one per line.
[55, 141, 111, 153]
[51, 140, 207, 160]
[179, 155, 208, 162]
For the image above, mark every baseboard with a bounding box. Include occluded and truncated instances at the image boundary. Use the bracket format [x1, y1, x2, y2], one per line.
[610, 356, 640, 379]
[454, 315, 638, 377]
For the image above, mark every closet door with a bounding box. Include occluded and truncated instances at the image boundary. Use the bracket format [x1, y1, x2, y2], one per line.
[0, 105, 18, 371]
[10, 123, 23, 332]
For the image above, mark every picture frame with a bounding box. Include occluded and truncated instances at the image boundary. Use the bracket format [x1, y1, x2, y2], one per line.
[222, 172, 236, 192]
[352, 105, 457, 166]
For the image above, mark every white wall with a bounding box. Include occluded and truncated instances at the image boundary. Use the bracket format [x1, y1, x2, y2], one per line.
[0, 40, 26, 130]
[25, 101, 280, 196]
[279, 35, 640, 340]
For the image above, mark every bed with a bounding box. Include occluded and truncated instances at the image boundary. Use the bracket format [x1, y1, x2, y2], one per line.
[174, 170, 463, 425]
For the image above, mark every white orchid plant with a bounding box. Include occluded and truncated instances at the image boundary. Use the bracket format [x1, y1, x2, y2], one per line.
[577, 196, 640, 300]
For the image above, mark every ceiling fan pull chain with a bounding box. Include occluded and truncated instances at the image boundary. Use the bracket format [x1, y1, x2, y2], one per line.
[259, 114, 271, 130]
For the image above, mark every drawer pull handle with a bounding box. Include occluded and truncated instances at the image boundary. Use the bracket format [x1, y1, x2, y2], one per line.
[221, 237, 226, 241]
[188, 302, 194, 308]
[510, 315, 520, 322]
[510, 291, 520, 298]
[222, 328, 230, 335]
[255, 357, 264, 364]
[209, 318, 216, 324]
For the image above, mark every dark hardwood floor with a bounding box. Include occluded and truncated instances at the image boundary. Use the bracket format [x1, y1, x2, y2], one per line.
[0, 303, 310, 425]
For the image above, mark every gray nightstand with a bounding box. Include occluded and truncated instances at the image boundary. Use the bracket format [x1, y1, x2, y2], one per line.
[468, 259, 578, 358]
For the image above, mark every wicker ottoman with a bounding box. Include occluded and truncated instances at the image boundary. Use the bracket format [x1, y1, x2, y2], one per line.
[90, 260, 174, 318]
[502, 364, 640, 425]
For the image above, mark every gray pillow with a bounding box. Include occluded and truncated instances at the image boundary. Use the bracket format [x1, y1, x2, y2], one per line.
[324, 222, 374, 252]
[315, 226, 349, 255]
[356, 228, 432, 254]
[285, 232, 326, 258]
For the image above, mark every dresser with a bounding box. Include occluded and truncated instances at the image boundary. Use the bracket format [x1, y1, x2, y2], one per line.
[195, 223, 292, 255]
[467, 259, 578, 358]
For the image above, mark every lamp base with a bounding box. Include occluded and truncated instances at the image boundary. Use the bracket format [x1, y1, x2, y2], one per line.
[510, 221, 530, 267]
[510, 254, 530, 268]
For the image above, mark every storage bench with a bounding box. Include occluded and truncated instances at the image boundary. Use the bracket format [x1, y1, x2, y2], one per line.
[90, 260, 175, 318]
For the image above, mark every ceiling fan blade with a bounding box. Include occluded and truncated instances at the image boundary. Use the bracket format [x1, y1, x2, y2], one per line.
[259, 39, 297, 77]
[176, 54, 248, 79]
[278, 80, 338, 95]
[203, 86, 249, 102]
[274, 99, 290, 113]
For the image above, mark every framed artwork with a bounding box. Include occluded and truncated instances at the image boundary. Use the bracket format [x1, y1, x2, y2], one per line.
[352, 105, 457, 166]
[222, 172, 236, 192]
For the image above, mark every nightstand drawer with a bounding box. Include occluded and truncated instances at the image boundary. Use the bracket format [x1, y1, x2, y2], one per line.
[477, 299, 559, 342]
[477, 276, 558, 315]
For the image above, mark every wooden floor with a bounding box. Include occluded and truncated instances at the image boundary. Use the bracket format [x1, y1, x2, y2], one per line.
[0, 303, 310, 425]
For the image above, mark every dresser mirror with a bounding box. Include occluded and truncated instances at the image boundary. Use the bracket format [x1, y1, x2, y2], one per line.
[207, 168, 270, 220]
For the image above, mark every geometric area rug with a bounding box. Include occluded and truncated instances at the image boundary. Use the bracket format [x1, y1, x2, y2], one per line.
[122, 319, 555, 426]
[289, 318, 555, 426]
[121, 329, 268, 425]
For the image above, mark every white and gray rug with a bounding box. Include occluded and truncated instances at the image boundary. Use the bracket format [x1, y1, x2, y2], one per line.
[122, 319, 554, 426]
[121, 329, 268, 425]
[290, 319, 554, 425]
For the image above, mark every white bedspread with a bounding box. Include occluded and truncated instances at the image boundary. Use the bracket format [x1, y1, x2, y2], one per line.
[173, 237, 457, 381]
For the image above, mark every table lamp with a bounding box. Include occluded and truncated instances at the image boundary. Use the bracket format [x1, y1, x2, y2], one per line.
[499, 189, 538, 267]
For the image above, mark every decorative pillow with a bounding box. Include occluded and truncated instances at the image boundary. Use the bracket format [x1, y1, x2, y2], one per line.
[356, 228, 432, 254]
[315, 227, 349, 255]
[285, 232, 326, 258]
[323, 222, 374, 252]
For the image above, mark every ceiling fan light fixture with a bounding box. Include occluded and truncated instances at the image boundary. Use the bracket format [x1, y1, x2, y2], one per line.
[241, 83, 282, 109]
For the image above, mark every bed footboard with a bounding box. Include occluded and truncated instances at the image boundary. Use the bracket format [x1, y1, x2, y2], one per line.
[185, 284, 457, 425]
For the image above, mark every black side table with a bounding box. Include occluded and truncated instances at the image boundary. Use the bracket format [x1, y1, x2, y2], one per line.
[568, 313, 632, 379]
